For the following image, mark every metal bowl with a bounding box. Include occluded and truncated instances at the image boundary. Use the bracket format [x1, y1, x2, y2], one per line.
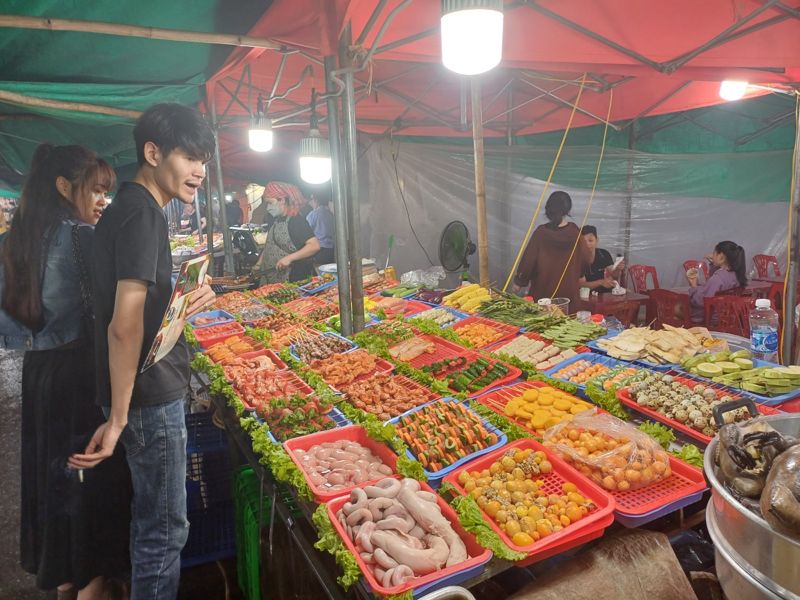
[704, 413, 800, 598]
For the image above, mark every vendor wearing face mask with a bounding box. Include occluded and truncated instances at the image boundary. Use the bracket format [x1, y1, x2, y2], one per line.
[254, 181, 320, 283]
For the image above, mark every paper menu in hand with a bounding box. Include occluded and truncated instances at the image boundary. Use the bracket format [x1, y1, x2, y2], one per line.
[141, 253, 210, 372]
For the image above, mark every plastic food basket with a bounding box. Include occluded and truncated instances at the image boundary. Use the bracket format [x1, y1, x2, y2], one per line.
[413, 303, 470, 328]
[326, 479, 492, 598]
[442, 439, 615, 562]
[188, 310, 236, 329]
[543, 352, 634, 392]
[260, 406, 350, 445]
[451, 316, 520, 349]
[339, 374, 440, 421]
[298, 278, 337, 295]
[235, 371, 315, 411]
[195, 321, 246, 348]
[617, 373, 780, 446]
[387, 397, 508, 488]
[283, 425, 399, 503]
[289, 332, 358, 362]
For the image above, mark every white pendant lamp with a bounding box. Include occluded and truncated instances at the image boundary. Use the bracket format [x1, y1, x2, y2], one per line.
[299, 89, 332, 185]
[248, 94, 274, 152]
[299, 131, 332, 184]
[719, 80, 748, 101]
[441, 0, 504, 75]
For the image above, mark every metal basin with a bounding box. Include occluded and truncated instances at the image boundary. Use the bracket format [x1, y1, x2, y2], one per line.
[704, 413, 800, 597]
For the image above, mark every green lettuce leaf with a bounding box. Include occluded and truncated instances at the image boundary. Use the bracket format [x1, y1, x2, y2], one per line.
[311, 504, 362, 589]
[468, 400, 532, 442]
[671, 443, 704, 468]
[584, 383, 629, 420]
[638, 421, 676, 449]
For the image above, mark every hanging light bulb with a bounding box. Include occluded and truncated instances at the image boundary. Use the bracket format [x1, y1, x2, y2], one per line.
[248, 94, 273, 152]
[719, 80, 748, 101]
[441, 0, 504, 75]
[299, 89, 332, 184]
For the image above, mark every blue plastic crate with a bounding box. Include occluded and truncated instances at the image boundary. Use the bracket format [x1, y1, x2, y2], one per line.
[298, 278, 337, 295]
[181, 503, 237, 568]
[186, 450, 233, 512]
[260, 406, 351, 444]
[288, 331, 358, 362]
[412, 302, 470, 328]
[188, 309, 235, 329]
[387, 397, 507, 489]
[543, 352, 633, 392]
[678, 357, 800, 407]
[186, 410, 228, 454]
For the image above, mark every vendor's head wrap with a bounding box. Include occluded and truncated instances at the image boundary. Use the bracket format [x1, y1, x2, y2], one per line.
[264, 181, 306, 217]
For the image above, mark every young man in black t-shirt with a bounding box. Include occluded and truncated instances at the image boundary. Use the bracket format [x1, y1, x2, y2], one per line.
[579, 225, 624, 293]
[69, 103, 216, 600]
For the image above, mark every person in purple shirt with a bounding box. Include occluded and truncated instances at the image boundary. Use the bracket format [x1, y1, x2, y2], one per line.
[687, 240, 747, 321]
[306, 194, 335, 266]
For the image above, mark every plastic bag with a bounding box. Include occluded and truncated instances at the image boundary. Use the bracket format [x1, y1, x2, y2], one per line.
[542, 410, 672, 491]
[400, 266, 446, 288]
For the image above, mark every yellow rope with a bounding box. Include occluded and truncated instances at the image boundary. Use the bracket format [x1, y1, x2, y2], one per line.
[503, 73, 588, 292]
[550, 88, 614, 298]
[780, 92, 799, 362]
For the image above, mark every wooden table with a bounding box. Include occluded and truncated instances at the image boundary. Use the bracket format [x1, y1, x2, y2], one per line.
[575, 291, 652, 323]
[666, 280, 772, 298]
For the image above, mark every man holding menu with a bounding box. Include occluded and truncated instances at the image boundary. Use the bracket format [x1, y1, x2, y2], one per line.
[70, 103, 216, 600]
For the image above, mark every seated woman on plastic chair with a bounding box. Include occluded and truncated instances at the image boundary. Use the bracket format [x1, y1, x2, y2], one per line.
[685, 241, 747, 322]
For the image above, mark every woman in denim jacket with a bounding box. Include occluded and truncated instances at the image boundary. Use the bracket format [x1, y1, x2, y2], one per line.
[0, 144, 131, 600]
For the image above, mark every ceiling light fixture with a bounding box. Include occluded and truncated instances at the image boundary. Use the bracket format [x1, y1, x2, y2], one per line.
[299, 89, 332, 185]
[248, 94, 273, 152]
[441, 0, 504, 75]
[719, 80, 748, 101]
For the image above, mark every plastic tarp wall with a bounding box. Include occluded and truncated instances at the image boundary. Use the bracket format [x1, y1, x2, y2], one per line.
[360, 139, 790, 290]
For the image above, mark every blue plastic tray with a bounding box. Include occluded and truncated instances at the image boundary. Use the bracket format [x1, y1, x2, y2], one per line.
[188, 310, 235, 329]
[360, 556, 493, 599]
[412, 302, 470, 328]
[543, 352, 633, 392]
[298, 278, 337, 295]
[288, 331, 358, 362]
[587, 336, 675, 371]
[379, 285, 421, 299]
[261, 406, 350, 445]
[678, 357, 800, 407]
[615, 488, 706, 528]
[387, 397, 508, 489]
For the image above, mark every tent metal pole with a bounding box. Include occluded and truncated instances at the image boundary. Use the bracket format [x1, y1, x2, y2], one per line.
[783, 107, 800, 364]
[471, 78, 490, 288]
[202, 177, 215, 274]
[0, 89, 140, 119]
[340, 24, 366, 332]
[209, 85, 235, 275]
[622, 126, 635, 271]
[622, 81, 693, 129]
[483, 82, 572, 125]
[355, 0, 389, 45]
[460, 80, 468, 131]
[193, 187, 204, 248]
[324, 55, 353, 337]
[519, 77, 622, 130]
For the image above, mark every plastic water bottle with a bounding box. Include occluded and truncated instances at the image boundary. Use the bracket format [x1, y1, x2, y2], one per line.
[750, 299, 779, 362]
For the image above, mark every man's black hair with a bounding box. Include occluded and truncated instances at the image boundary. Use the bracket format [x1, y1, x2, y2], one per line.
[134, 103, 215, 166]
[581, 225, 598, 237]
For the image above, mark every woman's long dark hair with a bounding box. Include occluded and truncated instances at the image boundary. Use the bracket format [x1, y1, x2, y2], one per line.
[1, 144, 113, 330]
[715, 240, 748, 287]
[544, 191, 572, 229]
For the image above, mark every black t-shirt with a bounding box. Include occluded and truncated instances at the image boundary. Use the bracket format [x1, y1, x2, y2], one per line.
[584, 248, 614, 291]
[265, 214, 316, 281]
[92, 182, 189, 407]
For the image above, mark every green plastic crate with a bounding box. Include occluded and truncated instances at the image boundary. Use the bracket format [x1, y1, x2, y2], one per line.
[233, 467, 270, 600]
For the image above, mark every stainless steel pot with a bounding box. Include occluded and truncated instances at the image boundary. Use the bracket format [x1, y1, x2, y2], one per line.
[704, 413, 800, 598]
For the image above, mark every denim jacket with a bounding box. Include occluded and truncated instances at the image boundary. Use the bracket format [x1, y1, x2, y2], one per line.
[0, 219, 92, 350]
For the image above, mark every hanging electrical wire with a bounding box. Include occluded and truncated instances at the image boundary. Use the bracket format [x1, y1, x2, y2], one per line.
[550, 88, 614, 297]
[502, 73, 588, 292]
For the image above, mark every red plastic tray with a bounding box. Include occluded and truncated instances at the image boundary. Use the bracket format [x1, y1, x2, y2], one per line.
[283, 425, 399, 504]
[326, 479, 492, 597]
[486, 330, 591, 358]
[442, 439, 615, 558]
[617, 376, 780, 446]
[234, 371, 315, 411]
[370, 296, 430, 318]
[609, 456, 707, 516]
[339, 374, 440, 420]
[195, 321, 246, 348]
[451, 315, 520, 349]
[475, 380, 594, 437]
[313, 352, 396, 392]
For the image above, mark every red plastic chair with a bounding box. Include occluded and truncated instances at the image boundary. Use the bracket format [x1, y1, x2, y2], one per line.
[703, 295, 755, 337]
[683, 260, 710, 281]
[627, 265, 660, 294]
[648, 289, 692, 329]
[753, 254, 781, 278]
